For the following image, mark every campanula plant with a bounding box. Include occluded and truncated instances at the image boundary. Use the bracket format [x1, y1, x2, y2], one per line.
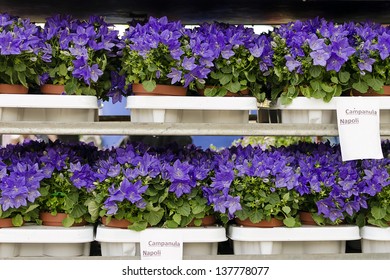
[120, 16, 207, 93]
[0, 13, 41, 89]
[38, 14, 122, 100]
[36, 140, 101, 227]
[90, 142, 167, 231]
[188, 22, 273, 100]
[0, 142, 47, 226]
[291, 141, 390, 225]
[209, 144, 302, 227]
[157, 143, 218, 227]
[345, 21, 390, 95]
[269, 18, 356, 104]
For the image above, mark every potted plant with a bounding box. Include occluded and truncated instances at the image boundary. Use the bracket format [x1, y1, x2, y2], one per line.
[188, 22, 273, 99]
[289, 141, 387, 226]
[89, 142, 166, 231]
[36, 140, 100, 227]
[0, 142, 46, 227]
[209, 144, 302, 227]
[37, 14, 121, 101]
[0, 13, 41, 93]
[268, 17, 355, 105]
[120, 16, 207, 95]
[345, 21, 390, 96]
[158, 144, 218, 227]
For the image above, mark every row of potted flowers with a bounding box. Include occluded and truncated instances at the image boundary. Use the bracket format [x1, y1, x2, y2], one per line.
[1, 138, 390, 229]
[2, 13, 390, 104]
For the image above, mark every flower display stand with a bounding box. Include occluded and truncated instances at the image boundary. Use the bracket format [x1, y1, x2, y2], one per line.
[0, 224, 94, 257]
[95, 225, 227, 257]
[126, 96, 257, 123]
[0, 94, 99, 122]
[228, 224, 360, 255]
[360, 226, 390, 253]
[268, 96, 390, 124]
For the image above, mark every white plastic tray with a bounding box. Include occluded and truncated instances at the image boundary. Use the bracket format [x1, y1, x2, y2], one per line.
[0, 94, 99, 122]
[360, 226, 390, 253]
[127, 96, 257, 123]
[0, 224, 94, 257]
[269, 96, 390, 124]
[228, 225, 360, 255]
[96, 225, 227, 257]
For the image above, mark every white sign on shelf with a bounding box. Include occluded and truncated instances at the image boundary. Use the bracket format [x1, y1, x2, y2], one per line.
[336, 97, 383, 161]
[140, 229, 183, 260]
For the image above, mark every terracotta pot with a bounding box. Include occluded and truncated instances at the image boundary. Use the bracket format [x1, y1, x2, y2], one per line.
[197, 86, 250, 97]
[299, 211, 318, 225]
[235, 217, 284, 228]
[101, 216, 131, 229]
[350, 85, 390, 96]
[0, 83, 28, 94]
[187, 215, 216, 227]
[0, 218, 14, 228]
[39, 212, 87, 227]
[132, 83, 187, 96]
[40, 84, 65, 95]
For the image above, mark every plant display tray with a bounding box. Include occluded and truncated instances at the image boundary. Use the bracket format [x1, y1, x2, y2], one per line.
[267, 96, 390, 124]
[0, 94, 99, 122]
[0, 224, 94, 257]
[228, 224, 360, 255]
[95, 225, 227, 257]
[126, 96, 258, 123]
[360, 226, 390, 253]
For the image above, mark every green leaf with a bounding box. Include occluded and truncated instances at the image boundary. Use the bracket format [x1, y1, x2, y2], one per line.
[249, 210, 263, 223]
[144, 208, 164, 226]
[12, 214, 23, 227]
[142, 80, 157, 92]
[192, 203, 205, 215]
[129, 221, 148, 231]
[177, 202, 191, 216]
[165, 220, 179, 228]
[320, 83, 334, 93]
[366, 76, 384, 92]
[24, 204, 39, 214]
[70, 204, 86, 219]
[352, 80, 369, 93]
[62, 216, 75, 227]
[172, 213, 181, 224]
[331, 76, 339, 84]
[226, 81, 241, 93]
[282, 206, 291, 214]
[309, 66, 322, 78]
[59, 64, 68, 76]
[86, 200, 100, 222]
[283, 217, 296, 227]
[14, 62, 26, 72]
[339, 71, 350, 84]
[372, 206, 387, 220]
[220, 74, 233, 85]
[17, 72, 27, 88]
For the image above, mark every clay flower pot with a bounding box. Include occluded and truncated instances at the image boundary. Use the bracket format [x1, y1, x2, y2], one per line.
[187, 215, 216, 227]
[235, 217, 284, 228]
[0, 83, 28, 94]
[132, 83, 187, 96]
[40, 212, 87, 227]
[0, 218, 15, 228]
[299, 211, 318, 225]
[101, 216, 131, 229]
[40, 84, 65, 95]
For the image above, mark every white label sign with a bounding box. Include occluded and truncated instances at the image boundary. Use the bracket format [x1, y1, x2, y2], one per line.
[140, 229, 183, 260]
[336, 97, 383, 161]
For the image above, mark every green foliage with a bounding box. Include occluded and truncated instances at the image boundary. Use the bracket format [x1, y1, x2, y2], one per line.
[229, 176, 302, 227]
